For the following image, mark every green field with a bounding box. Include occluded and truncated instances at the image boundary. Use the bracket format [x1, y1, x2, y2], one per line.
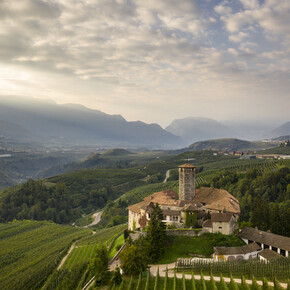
[109, 234, 125, 259]
[158, 234, 245, 264]
[0, 220, 90, 290]
[61, 224, 127, 270]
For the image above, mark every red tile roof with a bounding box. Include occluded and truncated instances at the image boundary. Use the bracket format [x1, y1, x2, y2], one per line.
[178, 163, 196, 168]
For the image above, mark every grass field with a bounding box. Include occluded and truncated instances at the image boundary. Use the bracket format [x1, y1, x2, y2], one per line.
[158, 234, 245, 264]
[109, 234, 125, 259]
[0, 220, 90, 290]
[62, 224, 127, 270]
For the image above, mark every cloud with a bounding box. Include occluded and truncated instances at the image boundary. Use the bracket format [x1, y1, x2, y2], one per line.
[0, 0, 289, 125]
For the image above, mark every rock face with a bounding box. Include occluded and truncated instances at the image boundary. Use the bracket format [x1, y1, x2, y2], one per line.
[178, 163, 196, 200]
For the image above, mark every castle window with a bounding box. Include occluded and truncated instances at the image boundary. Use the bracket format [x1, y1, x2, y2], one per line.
[170, 216, 178, 221]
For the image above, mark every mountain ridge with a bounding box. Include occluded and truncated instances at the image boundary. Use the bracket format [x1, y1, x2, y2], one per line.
[0, 97, 181, 149]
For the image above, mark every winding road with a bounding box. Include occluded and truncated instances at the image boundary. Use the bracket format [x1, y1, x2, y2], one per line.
[163, 169, 170, 183]
[84, 211, 103, 228]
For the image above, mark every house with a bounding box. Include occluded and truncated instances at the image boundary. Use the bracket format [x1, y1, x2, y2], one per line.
[258, 249, 283, 262]
[213, 242, 261, 261]
[127, 164, 240, 233]
[237, 227, 290, 257]
[202, 212, 237, 235]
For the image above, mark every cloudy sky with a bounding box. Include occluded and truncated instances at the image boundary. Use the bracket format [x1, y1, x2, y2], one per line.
[0, 0, 289, 126]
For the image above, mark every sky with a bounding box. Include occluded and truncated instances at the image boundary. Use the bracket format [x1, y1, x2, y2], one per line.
[0, 0, 289, 127]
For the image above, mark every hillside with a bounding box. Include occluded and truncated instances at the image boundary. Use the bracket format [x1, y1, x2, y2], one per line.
[0, 167, 148, 224]
[0, 170, 14, 189]
[0, 220, 125, 290]
[188, 138, 276, 152]
[271, 135, 290, 142]
[165, 117, 235, 145]
[101, 148, 134, 156]
[0, 151, 87, 189]
[268, 121, 290, 138]
[258, 146, 290, 155]
[0, 97, 181, 149]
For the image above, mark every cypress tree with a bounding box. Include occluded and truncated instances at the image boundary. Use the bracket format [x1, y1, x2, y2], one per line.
[229, 275, 239, 290]
[182, 272, 186, 290]
[136, 273, 142, 290]
[118, 279, 124, 290]
[192, 272, 196, 290]
[220, 275, 228, 290]
[210, 274, 218, 290]
[262, 277, 269, 290]
[173, 269, 177, 290]
[164, 268, 168, 290]
[251, 276, 262, 290]
[146, 204, 166, 263]
[154, 268, 159, 290]
[144, 271, 150, 290]
[241, 275, 250, 290]
[200, 272, 207, 290]
[127, 275, 133, 290]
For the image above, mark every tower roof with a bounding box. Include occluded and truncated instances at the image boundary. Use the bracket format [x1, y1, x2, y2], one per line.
[178, 163, 196, 168]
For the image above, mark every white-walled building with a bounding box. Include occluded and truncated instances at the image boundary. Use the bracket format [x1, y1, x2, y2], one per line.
[213, 242, 261, 261]
[237, 227, 290, 258]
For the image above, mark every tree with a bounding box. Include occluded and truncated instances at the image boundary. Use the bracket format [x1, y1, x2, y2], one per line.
[120, 243, 148, 276]
[111, 267, 122, 286]
[89, 244, 109, 284]
[146, 203, 166, 262]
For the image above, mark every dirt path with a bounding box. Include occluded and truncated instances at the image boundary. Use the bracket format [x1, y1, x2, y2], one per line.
[57, 243, 75, 270]
[149, 263, 287, 289]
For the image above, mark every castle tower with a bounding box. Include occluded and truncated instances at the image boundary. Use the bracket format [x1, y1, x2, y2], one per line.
[178, 163, 196, 200]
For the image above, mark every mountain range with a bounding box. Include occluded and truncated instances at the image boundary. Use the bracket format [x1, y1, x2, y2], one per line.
[0, 97, 289, 149]
[0, 97, 181, 149]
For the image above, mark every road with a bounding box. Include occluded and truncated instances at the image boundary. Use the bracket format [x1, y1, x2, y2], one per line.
[149, 263, 287, 289]
[84, 211, 103, 228]
[163, 169, 170, 183]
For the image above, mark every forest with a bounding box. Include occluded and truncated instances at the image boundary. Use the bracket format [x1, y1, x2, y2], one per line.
[211, 167, 290, 236]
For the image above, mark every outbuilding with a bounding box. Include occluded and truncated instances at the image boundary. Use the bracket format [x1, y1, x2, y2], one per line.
[213, 242, 261, 261]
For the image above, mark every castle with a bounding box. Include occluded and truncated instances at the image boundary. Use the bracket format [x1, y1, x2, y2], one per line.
[128, 164, 240, 235]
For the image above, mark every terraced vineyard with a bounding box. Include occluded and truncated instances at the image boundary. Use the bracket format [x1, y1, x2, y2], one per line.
[196, 159, 290, 185]
[0, 220, 90, 290]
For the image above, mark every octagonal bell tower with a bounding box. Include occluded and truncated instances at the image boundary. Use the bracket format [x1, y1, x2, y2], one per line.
[178, 163, 196, 200]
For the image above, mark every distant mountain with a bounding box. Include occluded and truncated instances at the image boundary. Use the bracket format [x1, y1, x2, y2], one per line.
[0, 120, 34, 140]
[188, 138, 276, 152]
[268, 122, 290, 138]
[165, 117, 236, 145]
[0, 97, 181, 149]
